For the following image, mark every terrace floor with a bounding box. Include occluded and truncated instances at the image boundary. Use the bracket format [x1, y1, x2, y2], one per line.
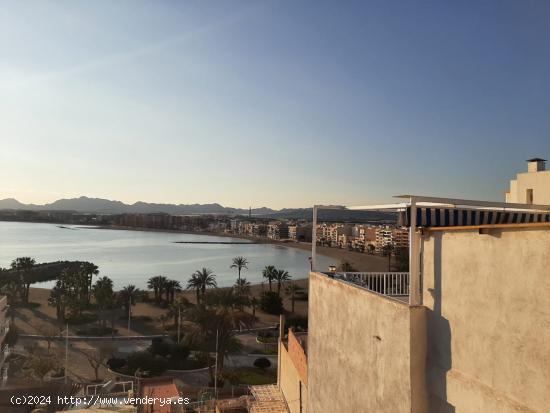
[248, 385, 289, 413]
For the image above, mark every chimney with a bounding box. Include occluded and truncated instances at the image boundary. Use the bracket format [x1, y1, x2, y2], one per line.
[527, 158, 546, 173]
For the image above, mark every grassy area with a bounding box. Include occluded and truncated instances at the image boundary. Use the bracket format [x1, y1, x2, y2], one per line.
[230, 367, 276, 385]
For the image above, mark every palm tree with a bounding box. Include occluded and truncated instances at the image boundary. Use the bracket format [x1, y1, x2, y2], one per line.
[119, 285, 140, 318]
[233, 278, 251, 298]
[262, 265, 276, 291]
[206, 288, 246, 310]
[11, 257, 36, 303]
[147, 275, 168, 304]
[248, 296, 259, 317]
[169, 297, 191, 326]
[230, 256, 249, 283]
[274, 269, 291, 296]
[285, 283, 301, 313]
[185, 305, 254, 384]
[165, 279, 182, 304]
[186, 268, 217, 304]
[382, 244, 394, 271]
[93, 276, 115, 326]
[81, 262, 99, 303]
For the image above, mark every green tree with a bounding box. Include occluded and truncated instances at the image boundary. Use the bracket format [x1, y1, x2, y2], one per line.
[93, 276, 115, 326]
[165, 279, 182, 304]
[285, 283, 302, 314]
[230, 256, 249, 283]
[168, 297, 191, 327]
[382, 244, 394, 271]
[233, 278, 251, 306]
[11, 257, 36, 303]
[147, 275, 168, 304]
[80, 262, 99, 303]
[274, 269, 291, 296]
[260, 291, 284, 315]
[205, 288, 246, 310]
[394, 247, 409, 272]
[262, 265, 276, 292]
[248, 296, 259, 317]
[186, 268, 217, 304]
[185, 304, 254, 383]
[118, 285, 141, 319]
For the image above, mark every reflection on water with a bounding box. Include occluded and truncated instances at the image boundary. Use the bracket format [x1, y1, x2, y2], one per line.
[0, 221, 335, 289]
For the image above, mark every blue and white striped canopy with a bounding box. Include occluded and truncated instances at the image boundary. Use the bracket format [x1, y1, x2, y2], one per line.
[401, 207, 550, 228]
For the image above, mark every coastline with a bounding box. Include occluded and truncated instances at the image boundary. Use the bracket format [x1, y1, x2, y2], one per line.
[92, 225, 389, 272]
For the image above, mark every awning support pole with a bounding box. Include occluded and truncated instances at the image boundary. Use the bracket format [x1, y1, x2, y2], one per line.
[409, 196, 421, 305]
[312, 205, 318, 272]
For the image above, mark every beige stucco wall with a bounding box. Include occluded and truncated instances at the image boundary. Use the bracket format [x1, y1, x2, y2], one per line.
[505, 170, 550, 203]
[307, 272, 427, 413]
[422, 228, 550, 412]
[279, 340, 308, 413]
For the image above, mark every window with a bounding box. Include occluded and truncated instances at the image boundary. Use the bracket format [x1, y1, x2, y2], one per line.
[526, 189, 534, 204]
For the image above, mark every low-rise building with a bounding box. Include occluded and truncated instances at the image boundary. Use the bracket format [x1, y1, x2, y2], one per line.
[506, 158, 550, 204]
[305, 196, 550, 412]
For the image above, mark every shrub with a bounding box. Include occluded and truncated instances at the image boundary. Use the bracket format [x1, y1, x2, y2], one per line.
[253, 357, 271, 370]
[66, 313, 98, 325]
[260, 292, 284, 315]
[170, 345, 190, 364]
[149, 338, 173, 357]
[124, 351, 168, 376]
[107, 357, 126, 371]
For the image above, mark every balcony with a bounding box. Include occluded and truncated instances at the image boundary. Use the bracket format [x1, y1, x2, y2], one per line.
[328, 271, 410, 302]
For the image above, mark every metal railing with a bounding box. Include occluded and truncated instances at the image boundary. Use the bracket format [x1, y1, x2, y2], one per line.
[338, 272, 410, 296]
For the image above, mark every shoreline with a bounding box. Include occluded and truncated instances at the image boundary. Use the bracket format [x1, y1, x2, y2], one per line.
[92, 225, 389, 272]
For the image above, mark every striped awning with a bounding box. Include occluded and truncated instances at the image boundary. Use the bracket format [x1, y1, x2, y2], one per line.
[400, 207, 550, 228]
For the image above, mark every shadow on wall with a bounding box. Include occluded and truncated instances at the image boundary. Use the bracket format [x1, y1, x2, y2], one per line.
[426, 233, 455, 413]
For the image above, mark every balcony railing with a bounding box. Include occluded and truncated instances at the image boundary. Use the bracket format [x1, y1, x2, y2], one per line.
[335, 272, 410, 297]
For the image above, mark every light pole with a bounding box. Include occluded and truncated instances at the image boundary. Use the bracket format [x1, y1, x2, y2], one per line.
[64, 323, 69, 384]
[214, 329, 219, 399]
[127, 297, 131, 333]
[177, 307, 181, 344]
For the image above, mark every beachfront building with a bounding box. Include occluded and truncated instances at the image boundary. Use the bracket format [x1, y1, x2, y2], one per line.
[288, 223, 312, 242]
[267, 222, 290, 240]
[374, 225, 409, 252]
[506, 158, 550, 204]
[298, 196, 550, 412]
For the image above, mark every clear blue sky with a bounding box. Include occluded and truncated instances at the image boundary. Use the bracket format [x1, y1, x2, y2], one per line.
[1, 0, 549, 208]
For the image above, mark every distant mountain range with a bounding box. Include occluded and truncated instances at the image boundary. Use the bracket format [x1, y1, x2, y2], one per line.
[0, 196, 396, 222]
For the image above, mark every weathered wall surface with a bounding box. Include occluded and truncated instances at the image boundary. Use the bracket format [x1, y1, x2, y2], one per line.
[307, 272, 427, 413]
[287, 330, 307, 386]
[423, 228, 550, 413]
[279, 339, 307, 413]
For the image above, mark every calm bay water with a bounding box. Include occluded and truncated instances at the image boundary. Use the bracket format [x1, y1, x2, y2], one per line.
[0, 221, 334, 289]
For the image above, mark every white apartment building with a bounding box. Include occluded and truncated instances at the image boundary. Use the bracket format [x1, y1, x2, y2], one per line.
[506, 158, 550, 204]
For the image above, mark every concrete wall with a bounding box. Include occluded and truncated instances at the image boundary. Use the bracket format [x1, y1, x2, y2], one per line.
[505, 170, 550, 203]
[422, 228, 550, 412]
[307, 272, 427, 413]
[279, 337, 308, 413]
